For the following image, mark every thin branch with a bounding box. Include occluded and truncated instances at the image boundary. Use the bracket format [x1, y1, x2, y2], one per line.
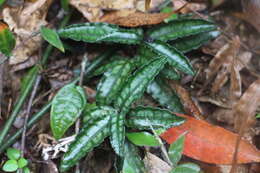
[75, 54, 88, 173]
[21, 76, 41, 157]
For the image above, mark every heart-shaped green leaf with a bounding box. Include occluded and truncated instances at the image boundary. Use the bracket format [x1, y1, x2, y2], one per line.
[2, 160, 18, 172]
[17, 158, 28, 168]
[51, 83, 87, 139]
[6, 148, 20, 160]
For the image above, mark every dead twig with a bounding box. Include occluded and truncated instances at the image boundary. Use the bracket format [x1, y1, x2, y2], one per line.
[21, 76, 41, 158]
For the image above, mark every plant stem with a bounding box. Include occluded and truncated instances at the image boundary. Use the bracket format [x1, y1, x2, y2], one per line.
[0, 11, 72, 146]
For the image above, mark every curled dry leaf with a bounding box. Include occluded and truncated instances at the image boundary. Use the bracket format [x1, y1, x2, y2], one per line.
[69, 0, 142, 22]
[233, 79, 260, 131]
[204, 36, 252, 95]
[161, 113, 260, 164]
[69, 0, 165, 22]
[100, 10, 172, 27]
[2, 0, 53, 65]
[172, 0, 207, 14]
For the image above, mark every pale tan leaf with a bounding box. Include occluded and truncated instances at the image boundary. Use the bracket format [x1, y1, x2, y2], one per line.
[144, 152, 171, 173]
[233, 79, 260, 131]
[69, 0, 165, 21]
[3, 0, 53, 65]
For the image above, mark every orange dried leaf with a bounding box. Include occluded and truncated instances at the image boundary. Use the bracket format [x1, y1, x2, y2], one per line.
[100, 10, 172, 27]
[161, 113, 260, 164]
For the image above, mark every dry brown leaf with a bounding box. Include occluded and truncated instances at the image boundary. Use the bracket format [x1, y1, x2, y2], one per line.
[144, 152, 171, 173]
[3, 0, 52, 65]
[205, 37, 252, 94]
[233, 79, 260, 131]
[172, 0, 206, 14]
[69, 0, 144, 22]
[241, 0, 260, 32]
[169, 81, 204, 120]
[69, 0, 165, 22]
[100, 10, 172, 27]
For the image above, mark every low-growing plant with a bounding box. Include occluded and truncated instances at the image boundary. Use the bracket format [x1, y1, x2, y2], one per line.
[41, 17, 219, 172]
[2, 148, 30, 173]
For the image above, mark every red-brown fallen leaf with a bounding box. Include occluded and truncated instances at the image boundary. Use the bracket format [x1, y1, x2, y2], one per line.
[160, 113, 260, 164]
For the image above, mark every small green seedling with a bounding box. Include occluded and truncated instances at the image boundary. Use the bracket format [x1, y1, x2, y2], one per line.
[2, 148, 30, 173]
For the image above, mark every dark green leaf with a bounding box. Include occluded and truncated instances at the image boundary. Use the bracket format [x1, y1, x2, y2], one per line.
[96, 61, 133, 105]
[40, 27, 65, 52]
[2, 160, 18, 172]
[0, 23, 15, 57]
[171, 163, 200, 173]
[60, 109, 112, 172]
[92, 59, 128, 77]
[126, 106, 185, 130]
[147, 77, 184, 113]
[17, 158, 28, 168]
[168, 134, 185, 166]
[147, 19, 217, 42]
[160, 65, 180, 80]
[82, 105, 117, 126]
[51, 83, 87, 139]
[110, 114, 125, 156]
[58, 23, 143, 44]
[6, 148, 20, 160]
[126, 132, 160, 147]
[138, 45, 180, 80]
[114, 58, 167, 115]
[122, 141, 146, 173]
[171, 31, 220, 53]
[144, 41, 194, 75]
